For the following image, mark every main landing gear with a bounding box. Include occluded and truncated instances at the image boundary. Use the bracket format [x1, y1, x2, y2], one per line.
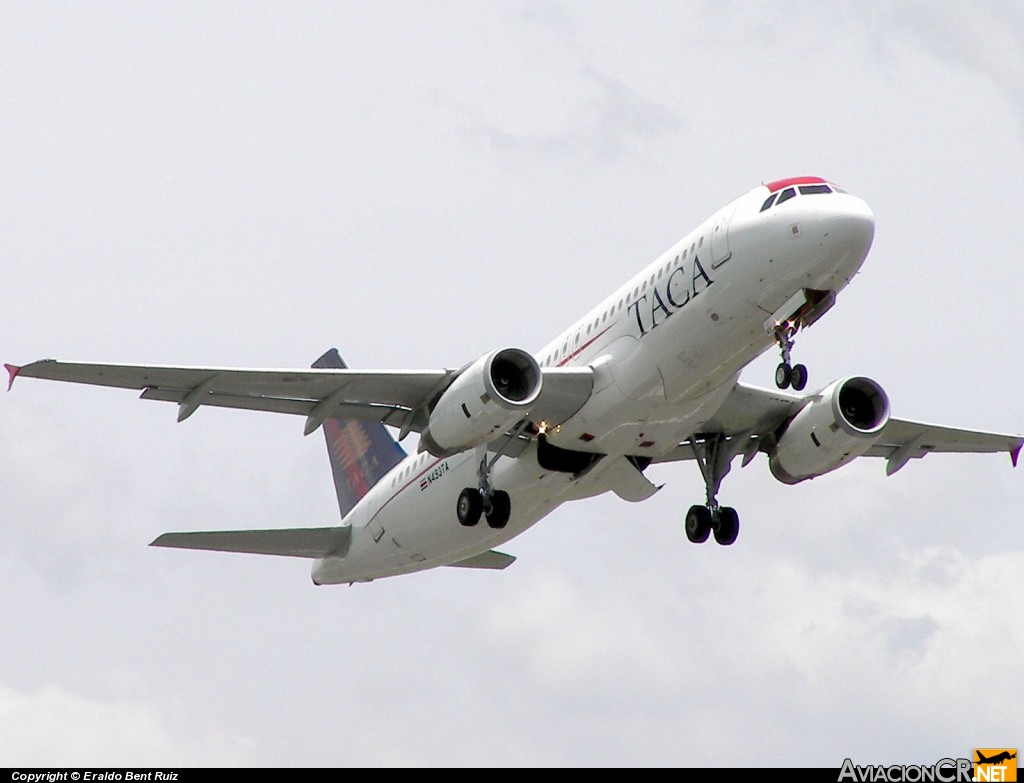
[773, 322, 808, 391]
[457, 451, 511, 530]
[686, 434, 742, 546]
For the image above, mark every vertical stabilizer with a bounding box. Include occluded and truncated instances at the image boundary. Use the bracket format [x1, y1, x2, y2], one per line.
[312, 349, 406, 519]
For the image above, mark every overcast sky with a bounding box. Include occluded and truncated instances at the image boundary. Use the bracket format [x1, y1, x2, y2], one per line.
[2, 1, 1022, 767]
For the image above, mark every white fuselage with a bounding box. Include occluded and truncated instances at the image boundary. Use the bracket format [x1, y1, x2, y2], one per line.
[312, 181, 875, 583]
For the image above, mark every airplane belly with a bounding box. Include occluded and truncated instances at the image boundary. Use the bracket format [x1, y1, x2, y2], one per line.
[606, 335, 665, 402]
[312, 444, 566, 583]
[638, 252, 761, 402]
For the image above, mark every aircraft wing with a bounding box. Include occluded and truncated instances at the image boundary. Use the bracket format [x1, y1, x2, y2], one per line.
[652, 382, 1023, 474]
[6, 358, 593, 439]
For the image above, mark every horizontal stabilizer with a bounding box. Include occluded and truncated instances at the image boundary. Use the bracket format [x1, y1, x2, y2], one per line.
[446, 550, 516, 570]
[150, 526, 351, 559]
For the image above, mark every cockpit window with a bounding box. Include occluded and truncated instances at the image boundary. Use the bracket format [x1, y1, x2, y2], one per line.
[761, 179, 837, 213]
[775, 187, 796, 205]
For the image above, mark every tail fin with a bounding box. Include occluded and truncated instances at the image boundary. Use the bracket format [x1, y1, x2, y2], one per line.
[312, 349, 406, 519]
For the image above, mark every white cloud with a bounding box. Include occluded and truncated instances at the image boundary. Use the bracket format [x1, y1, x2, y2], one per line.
[0, 683, 249, 767]
[476, 544, 1024, 765]
[888, 1, 1024, 111]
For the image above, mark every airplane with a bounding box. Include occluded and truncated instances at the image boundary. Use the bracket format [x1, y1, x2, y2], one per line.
[7, 175, 1022, 585]
[976, 751, 1017, 766]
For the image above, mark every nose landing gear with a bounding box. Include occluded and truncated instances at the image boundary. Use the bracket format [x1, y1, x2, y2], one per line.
[765, 289, 837, 392]
[773, 322, 808, 391]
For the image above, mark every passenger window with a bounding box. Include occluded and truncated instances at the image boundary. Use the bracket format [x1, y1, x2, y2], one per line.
[776, 187, 796, 205]
[760, 193, 778, 212]
[698, 237, 703, 248]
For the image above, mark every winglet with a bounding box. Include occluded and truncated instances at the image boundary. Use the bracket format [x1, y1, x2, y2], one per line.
[4, 364, 21, 392]
[1012, 442, 1022, 468]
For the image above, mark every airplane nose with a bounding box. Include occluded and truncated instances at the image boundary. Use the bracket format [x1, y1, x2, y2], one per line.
[823, 195, 875, 260]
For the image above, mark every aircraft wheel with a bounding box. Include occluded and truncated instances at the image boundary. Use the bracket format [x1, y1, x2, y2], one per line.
[685, 505, 712, 543]
[457, 488, 483, 527]
[775, 362, 792, 389]
[485, 490, 511, 529]
[714, 507, 740, 546]
[790, 364, 808, 392]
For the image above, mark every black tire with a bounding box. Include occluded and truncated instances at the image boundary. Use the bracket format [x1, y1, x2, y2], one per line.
[775, 362, 792, 389]
[457, 488, 483, 527]
[714, 506, 740, 546]
[790, 364, 808, 392]
[685, 505, 712, 543]
[485, 490, 511, 529]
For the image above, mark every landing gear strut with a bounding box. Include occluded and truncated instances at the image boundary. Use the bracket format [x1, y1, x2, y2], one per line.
[686, 434, 742, 546]
[773, 322, 808, 391]
[456, 448, 511, 529]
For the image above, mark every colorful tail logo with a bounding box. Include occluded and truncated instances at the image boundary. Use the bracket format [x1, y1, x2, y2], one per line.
[312, 349, 406, 519]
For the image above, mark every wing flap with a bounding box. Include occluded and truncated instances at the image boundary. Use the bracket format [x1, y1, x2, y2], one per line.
[150, 526, 352, 559]
[140, 386, 409, 425]
[697, 381, 805, 435]
[12, 359, 593, 441]
[605, 457, 662, 502]
[656, 381, 1022, 474]
[865, 418, 1023, 474]
[12, 358, 452, 435]
[15, 359, 450, 410]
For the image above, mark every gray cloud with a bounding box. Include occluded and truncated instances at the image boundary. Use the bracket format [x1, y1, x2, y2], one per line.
[465, 66, 683, 166]
[2, 0, 1021, 767]
[881, 1, 1024, 118]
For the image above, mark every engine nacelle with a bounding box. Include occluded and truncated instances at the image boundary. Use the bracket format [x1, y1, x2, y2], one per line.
[769, 376, 890, 484]
[420, 348, 542, 456]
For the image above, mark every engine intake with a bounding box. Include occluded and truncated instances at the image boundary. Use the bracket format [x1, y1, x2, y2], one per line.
[420, 348, 542, 456]
[769, 376, 890, 484]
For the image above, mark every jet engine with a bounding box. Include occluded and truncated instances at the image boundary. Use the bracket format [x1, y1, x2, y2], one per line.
[420, 348, 542, 456]
[768, 376, 890, 484]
